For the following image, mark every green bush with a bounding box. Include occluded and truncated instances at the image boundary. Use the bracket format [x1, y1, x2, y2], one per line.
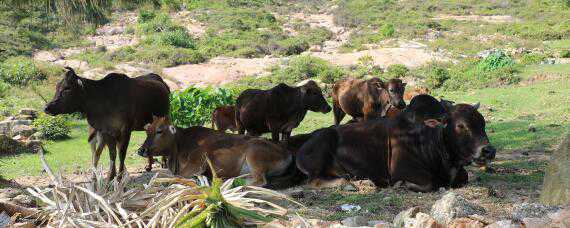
[385, 64, 409, 78]
[0, 56, 46, 86]
[277, 37, 310, 56]
[142, 30, 196, 48]
[136, 11, 183, 35]
[379, 23, 395, 38]
[560, 50, 570, 58]
[0, 81, 9, 98]
[273, 55, 346, 84]
[476, 49, 514, 71]
[32, 114, 71, 140]
[111, 45, 205, 67]
[423, 62, 451, 89]
[170, 87, 235, 127]
[519, 53, 547, 65]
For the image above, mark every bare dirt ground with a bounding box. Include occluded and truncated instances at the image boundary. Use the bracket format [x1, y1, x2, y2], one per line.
[433, 14, 516, 23]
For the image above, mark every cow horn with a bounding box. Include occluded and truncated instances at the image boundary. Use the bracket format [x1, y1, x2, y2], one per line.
[472, 102, 480, 110]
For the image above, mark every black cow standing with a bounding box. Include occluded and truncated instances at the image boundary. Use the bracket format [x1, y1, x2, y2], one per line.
[45, 67, 170, 180]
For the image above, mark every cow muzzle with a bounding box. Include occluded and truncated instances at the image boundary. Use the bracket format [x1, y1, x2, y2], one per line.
[474, 145, 496, 166]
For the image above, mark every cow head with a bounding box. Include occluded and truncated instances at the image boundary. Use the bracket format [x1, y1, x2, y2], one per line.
[444, 103, 496, 167]
[138, 116, 177, 158]
[44, 67, 85, 115]
[406, 94, 448, 128]
[300, 80, 331, 113]
[387, 79, 407, 109]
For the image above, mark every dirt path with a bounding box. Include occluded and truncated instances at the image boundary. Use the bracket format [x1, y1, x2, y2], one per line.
[433, 14, 516, 23]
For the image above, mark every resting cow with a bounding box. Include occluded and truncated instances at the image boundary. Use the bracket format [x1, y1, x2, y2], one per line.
[332, 78, 406, 125]
[236, 81, 331, 141]
[45, 68, 170, 180]
[137, 117, 293, 186]
[296, 101, 496, 192]
[211, 105, 237, 132]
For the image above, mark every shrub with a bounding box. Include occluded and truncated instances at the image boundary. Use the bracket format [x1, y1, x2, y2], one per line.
[519, 53, 547, 65]
[136, 12, 183, 35]
[423, 62, 451, 89]
[111, 45, 205, 67]
[560, 50, 570, 58]
[170, 87, 234, 127]
[32, 114, 71, 140]
[385, 64, 409, 78]
[379, 23, 395, 38]
[476, 49, 514, 71]
[273, 55, 346, 83]
[0, 56, 46, 86]
[0, 81, 9, 98]
[142, 30, 196, 48]
[277, 37, 310, 56]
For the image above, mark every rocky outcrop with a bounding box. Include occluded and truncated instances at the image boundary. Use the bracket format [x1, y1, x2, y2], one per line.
[541, 133, 570, 205]
[0, 109, 42, 155]
[430, 192, 486, 225]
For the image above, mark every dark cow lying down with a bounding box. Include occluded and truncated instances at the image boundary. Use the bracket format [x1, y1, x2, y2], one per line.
[296, 100, 496, 192]
[138, 117, 293, 186]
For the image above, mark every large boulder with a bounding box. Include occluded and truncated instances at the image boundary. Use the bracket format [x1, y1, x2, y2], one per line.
[11, 125, 35, 137]
[511, 203, 558, 220]
[430, 192, 486, 225]
[394, 206, 421, 228]
[0, 134, 37, 155]
[540, 133, 570, 205]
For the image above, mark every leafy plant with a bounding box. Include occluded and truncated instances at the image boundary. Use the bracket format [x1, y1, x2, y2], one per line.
[0, 56, 46, 86]
[424, 62, 451, 89]
[32, 114, 71, 140]
[170, 87, 235, 128]
[273, 55, 346, 84]
[476, 49, 514, 71]
[519, 53, 547, 65]
[385, 64, 409, 78]
[560, 50, 570, 58]
[0, 81, 9, 98]
[379, 23, 395, 38]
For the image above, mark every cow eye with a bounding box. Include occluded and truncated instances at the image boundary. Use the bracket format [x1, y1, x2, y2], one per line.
[156, 128, 163, 134]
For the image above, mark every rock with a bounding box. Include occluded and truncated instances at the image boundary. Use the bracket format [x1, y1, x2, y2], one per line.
[410, 212, 441, 228]
[17, 115, 35, 120]
[484, 220, 521, 228]
[263, 219, 288, 228]
[394, 206, 421, 228]
[430, 192, 486, 225]
[549, 208, 570, 227]
[341, 216, 368, 227]
[511, 203, 558, 220]
[0, 212, 10, 227]
[342, 183, 358, 192]
[368, 220, 391, 228]
[32, 51, 61, 62]
[29, 132, 43, 140]
[0, 134, 30, 154]
[309, 44, 322, 52]
[18, 108, 37, 117]
[340, 204, 361, 212]
[449, 218, 485, 228]
[11, 124, 35, 137]
[540, 133, 570, 205]
[521, 217, 549, 228]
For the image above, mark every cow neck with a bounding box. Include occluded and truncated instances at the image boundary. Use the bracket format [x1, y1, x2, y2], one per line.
[169, 127, 183, 175]
[76, 77, 101, 118]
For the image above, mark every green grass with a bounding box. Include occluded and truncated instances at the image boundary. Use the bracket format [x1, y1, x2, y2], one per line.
[0, 120, 147, 179]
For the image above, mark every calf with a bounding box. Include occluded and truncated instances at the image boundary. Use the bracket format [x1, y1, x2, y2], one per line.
[138, 117, 293, 186]
[236, 81, 331, 141]
[211, 105, 237, 132]
[332, 78, 406, 125]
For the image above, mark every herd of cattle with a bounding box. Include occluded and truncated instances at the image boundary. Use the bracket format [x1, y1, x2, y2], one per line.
[43, 67, 496, 192]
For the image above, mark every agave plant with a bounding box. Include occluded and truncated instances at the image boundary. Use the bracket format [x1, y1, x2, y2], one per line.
[28, 150, 297, 227]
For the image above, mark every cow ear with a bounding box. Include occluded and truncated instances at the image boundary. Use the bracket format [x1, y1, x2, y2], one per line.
[152, 115, 158, 122]
[77, 78, 83, 88]
[144, 123, 151, 131]
[472, 102, 480, 110]
[168, 125, 176, 134]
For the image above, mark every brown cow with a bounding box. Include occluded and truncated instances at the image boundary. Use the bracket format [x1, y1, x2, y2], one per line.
[236, 81, 331, 141]
[211, 105, 237, 132]
[404, 86, 430, 101]
[332, 78, 406, 125]
[137, 117, 293, 186]
[296, 102, 496, 192]
[45, 68, 170, 180]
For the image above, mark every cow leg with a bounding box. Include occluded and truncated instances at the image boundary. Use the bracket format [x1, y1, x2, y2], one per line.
[117, 131, 132, 181]
[281, 130, 292, 141]
[333, 105, 345, 126]
[90, 133, 105, 169]
[451, 167, 469, 188]
[107, 139, 118, 181]
[145, 156, 153, 172]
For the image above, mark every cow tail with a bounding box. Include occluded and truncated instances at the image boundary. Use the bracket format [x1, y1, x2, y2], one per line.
[263, 154, 307, 189]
